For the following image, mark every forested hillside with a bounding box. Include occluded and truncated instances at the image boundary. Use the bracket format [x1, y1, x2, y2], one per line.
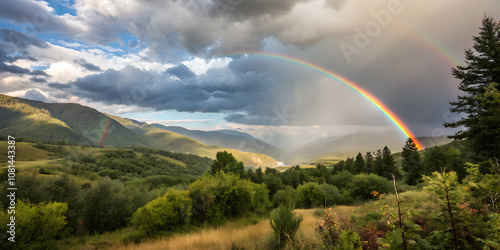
[0, 96, 278, 168]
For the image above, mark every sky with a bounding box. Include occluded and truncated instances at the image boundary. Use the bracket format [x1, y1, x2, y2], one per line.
[0, 0, 499, 151]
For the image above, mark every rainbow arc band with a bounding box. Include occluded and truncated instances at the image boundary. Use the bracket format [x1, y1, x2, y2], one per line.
[395, 23, 462, 67]
[208, 50, 424, 150]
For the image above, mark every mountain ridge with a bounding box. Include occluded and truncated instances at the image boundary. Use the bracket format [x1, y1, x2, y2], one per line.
[0, 94, 278, 168]
[151, 124, 285, 160]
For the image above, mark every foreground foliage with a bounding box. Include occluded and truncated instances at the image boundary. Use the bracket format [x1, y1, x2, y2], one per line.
[317, 169, 500, 249]
[0, 200, 68, 250]
[269, 205, 304, 249]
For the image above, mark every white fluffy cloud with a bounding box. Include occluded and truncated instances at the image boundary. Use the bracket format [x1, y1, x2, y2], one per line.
[45, 61, 87, 83]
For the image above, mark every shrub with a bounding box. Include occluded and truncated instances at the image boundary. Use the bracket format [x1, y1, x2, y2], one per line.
[0, 200, 67, 249]
[296, 182, 326, 208]
[269, 205, 303, 249]
[338, 230, 362, 249]
[331, 170, 353, 189]
[349, 174, 391, 200]
[189, 173, 256, 225]
[132, 189, 192, 235]
[319, 184, 341, 207]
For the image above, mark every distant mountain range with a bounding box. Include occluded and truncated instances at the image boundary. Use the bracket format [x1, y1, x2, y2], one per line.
[286, 132, 453, 165]
[152, 125, 285, 161]
[0, 94, 278, 168]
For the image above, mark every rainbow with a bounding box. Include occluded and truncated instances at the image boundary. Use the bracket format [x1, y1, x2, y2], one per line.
[98, 117, 112, 148]
[396, 23, 462, 67]
[416, 33, 461, 66]
[209, 50, 424, 149]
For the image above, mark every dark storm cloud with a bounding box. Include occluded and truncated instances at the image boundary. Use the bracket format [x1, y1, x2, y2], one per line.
[74, 59, 102, 72]
[0, 63, 31, 74]
[0, 29, 49, 49]
[49, 60, 275, 114]
[210, 0, 310, 19]
[0, 62, 48, 76]
[48, 82, 71, 89]
[0, 29, 48, 62]
[165, 63, 196, 79]
[29, 76, 47, 83]
[0, 29, 50, 76]
[31, 69, 49, 76]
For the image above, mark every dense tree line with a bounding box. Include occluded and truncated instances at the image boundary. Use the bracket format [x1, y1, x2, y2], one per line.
[330, 146, 399, 179]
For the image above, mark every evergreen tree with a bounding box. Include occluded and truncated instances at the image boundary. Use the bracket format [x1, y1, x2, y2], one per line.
[255, 167, 264, 183]
[401, 138, 422, 185]
[334, 160, 346, 173]
[444, 15, 500, 157]
[354, 152, 366, 174]
[345, 157, 355, 174]
[381, 146, 400, 180]
[364, 152, 374, 174]
[374, 149, 384, 177]
[471, 83, 500, 159]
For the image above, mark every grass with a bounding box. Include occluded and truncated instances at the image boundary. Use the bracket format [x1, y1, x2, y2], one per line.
[118, 220, 271, 250]
[58, 227, 142, 250]
[113, 206, 359, 250]
[0, 141, 50, 162]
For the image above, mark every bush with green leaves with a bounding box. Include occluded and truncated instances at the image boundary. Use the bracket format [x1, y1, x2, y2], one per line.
[349, 174, 391, 201]
[269, 205, 303, 249]
[318, 184, 342, 207]
[423, 171, 460, 248]
[296, 182, 326, 208]
[330, 170, 353, 190]
[189, 173, 257, 225]
[132, 189, 192, 235]
[0, 200, 67, 249]
[338, 230, 362, 249]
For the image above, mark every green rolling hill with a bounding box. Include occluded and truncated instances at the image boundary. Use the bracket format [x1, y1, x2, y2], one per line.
[0, 94, 277, 168]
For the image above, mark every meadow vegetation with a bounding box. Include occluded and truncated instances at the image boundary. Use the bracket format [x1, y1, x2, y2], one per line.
[0, 15, 500, 249]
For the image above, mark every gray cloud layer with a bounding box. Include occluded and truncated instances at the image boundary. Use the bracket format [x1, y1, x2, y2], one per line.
[2, 0, 500, 138]
[74, 59, 102, 72]
[49, 58, 276, 118]
[0, 29, 49, 76]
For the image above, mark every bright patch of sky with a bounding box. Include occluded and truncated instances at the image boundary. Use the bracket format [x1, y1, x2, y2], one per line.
[120, 110, 227, 130]
[44, 0, 77, 16]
